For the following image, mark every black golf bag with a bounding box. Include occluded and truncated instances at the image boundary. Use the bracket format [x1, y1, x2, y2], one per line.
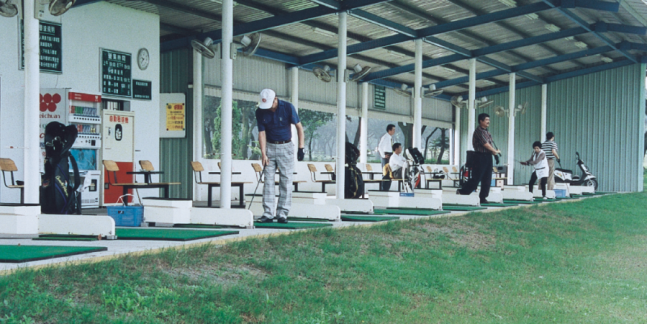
[344, 142, 364, 199]
[40, 122, 81, 214]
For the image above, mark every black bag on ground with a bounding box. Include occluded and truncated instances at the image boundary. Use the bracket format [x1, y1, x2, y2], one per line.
[345, 142, 360, 165]
[465, 150, 478, 168]
[40, 122, 81, 214]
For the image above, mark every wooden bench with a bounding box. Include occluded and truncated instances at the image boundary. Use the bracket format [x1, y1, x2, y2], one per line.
[423, 166, 443, 189]
[251, 163, 304, 192]
[0, 158, 24, 204]
[103, 160, 180, 206]
[191, 161, 251, 207]
[307, 164, 335, 193]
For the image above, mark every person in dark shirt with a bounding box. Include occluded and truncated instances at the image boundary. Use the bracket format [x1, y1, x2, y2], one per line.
[256, 89, 305, 223]
[457, 113, 500, 204]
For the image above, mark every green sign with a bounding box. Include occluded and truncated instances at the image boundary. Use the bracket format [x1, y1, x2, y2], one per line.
[133, 79, 152, 100]
[374, 85, 386, 109]
[20, 20, 62, 73]
[101, 49, 132, 97]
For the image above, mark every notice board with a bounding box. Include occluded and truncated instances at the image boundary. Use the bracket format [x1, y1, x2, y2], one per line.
[20, 20, 62, 73]
[101, 49, 132, 97]
[160, 93, 186, 138]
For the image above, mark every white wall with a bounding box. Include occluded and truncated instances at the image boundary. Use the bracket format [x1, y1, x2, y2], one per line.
[0, 2, 160, 202]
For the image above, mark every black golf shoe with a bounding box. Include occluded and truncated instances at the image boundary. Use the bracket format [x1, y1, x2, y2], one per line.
[277, 216, 288, 224]
[257, 216, 274, 223]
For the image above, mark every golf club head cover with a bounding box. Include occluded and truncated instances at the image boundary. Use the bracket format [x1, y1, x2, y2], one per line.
[298, 148, 305, 161]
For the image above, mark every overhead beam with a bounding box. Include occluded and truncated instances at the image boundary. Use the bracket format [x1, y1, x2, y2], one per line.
[161, 0, 390, 52]
[541, 0, 636, 63]
[595, 22, 647, 36]
[349, 9, 417, 37]
[433, 45, 615, 89]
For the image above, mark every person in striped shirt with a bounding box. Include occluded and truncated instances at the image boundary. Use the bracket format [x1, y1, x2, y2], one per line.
[542, 132, 560, 190]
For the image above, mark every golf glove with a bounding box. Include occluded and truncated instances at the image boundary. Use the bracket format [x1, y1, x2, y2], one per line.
[557, 158, 561, 163]
[298, 148, 305, 161]
[494, 154, 500, 165]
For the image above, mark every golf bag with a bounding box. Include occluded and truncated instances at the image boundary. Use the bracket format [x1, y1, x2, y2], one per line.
[402, 147, 425, 192]
[40, 122, 81, 214]
[344, 142, 364, 198]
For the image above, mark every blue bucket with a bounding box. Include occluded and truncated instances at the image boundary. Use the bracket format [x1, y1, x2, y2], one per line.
[107, 205, 144, 227]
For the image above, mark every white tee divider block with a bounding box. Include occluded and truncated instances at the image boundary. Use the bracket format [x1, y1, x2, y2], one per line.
[39, 214, 116, 238]
[142, 198, 192, 225]
[190, 207, 254, 228]
[569, 185, 595, 195]
[554, 183, 571, 197]
[246, 195, 341, 221]
[440, 189, 480, 206]
[0, 204, 41, 236]
[502, 186, 534, 201]
[367, 191, 440, 210]
[486, 187, 504, 203]
[292, 191, 329, 205]
[529, 186, 556, 199]
[410, 189, 443, 204]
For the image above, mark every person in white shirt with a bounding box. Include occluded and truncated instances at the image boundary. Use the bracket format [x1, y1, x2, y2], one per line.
[521, 141, 549, 199]
[378, 124, 396, 190]
[389, 143, 407, 180]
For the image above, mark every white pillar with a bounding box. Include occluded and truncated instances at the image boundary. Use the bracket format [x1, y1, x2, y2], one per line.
[454, 107, 461, 166]
[335, 11, 347, 198]
[193, 50, 203, 201]
[508, 73, 516, 185]
[467, 58, 476, 151]
[23, 1, 40, 203]
[219, 0, 234, 209]
[413, 39, 423, 148]
[360, 82, 369, 164]
[541, 83, 547, 141]
[291, 66, 299, 161]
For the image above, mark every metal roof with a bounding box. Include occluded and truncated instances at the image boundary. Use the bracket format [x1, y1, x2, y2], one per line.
[93, 0, 647, 99]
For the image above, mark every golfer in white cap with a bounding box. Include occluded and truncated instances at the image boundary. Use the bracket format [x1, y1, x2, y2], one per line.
[256, 89, 305, 223]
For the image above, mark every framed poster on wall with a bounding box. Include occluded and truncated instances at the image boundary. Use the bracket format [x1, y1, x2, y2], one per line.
[19, 19, 63, 73]
[160, 93, 186, 138]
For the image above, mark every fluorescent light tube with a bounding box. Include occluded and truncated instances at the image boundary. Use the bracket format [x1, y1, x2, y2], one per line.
[498, 0, 517, 8]
[574, 41, 588, 49]
[525, 13, 538, 20]
[601, 56, 613, 63]
[313, 27, 336, 38]
[545, 24, 561, 32]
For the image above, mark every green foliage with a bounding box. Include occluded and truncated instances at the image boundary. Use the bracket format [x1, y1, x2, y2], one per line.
[3, 193, 647, 322]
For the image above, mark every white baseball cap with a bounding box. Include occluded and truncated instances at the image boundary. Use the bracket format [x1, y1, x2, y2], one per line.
[259, 89, 276, 109]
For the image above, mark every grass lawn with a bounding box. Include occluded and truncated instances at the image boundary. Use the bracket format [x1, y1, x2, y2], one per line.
[2, 192, 647, 323]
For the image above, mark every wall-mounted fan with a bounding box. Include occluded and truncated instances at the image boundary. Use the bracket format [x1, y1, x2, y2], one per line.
[516, 102, 528, 115]
[394, 84, 412, 97]
[450, 95, 467, 109]
[191, 37, 217, 59]
[313, 65, 332, 83]
[477, 96, 494, 109]
[235, 33, 261, 56]
[424, 84, 443, 97]
[0, 0, 18, 17]
[347, 63, 371, 82]
[494, 106, 507, 117]
[48, 0, 75, 16]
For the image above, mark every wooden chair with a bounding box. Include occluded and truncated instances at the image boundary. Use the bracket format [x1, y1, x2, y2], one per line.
[307, 164, 335, 193]
[383, 163, 407, 192]
[251, 163, 304, 192]
[0, 158, 24, 204]
[424, 165, 443, 190]
[103, 160, 179, 205]
[192, 161, 251, 207]
[324, 164, 335, 181]
[446, 166, 461, 187]
[361, 163, 385, 190]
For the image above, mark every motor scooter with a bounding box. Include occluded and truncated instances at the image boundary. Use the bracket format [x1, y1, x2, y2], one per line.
[554, 152, 598, 190]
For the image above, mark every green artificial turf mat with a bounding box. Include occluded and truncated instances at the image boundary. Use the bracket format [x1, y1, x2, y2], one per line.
[534, 198, 557, 202]
[341, 215, 400, 222]
[0, 245, 107, 263]
[253, 222, 333, 229]
[441, 205, 487, 211]
[174, 224, 228, 229]
[503, 200, 541, 204]
[33, 237, 98, 241]
[480, 203, 519, 207]
[373, 208, 451, 216]
[115, 228, 239, 241]
[287, 217, 330, 222]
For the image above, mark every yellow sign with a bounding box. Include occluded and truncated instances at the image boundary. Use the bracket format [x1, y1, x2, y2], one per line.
[166, 103, 185, 131]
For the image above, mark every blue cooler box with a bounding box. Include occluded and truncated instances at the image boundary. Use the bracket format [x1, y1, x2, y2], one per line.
[554, 189, 567, 198]
[107, 205, 144, 227]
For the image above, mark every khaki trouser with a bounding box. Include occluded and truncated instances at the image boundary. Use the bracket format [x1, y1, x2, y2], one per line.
[547, 159, 555, 190]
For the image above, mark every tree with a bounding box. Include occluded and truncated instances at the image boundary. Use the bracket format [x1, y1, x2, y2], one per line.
[423, 127, 439, 161]
[299, 110, 334, 161]
[397, 122, 413, 149]
[434, 128, 450, 164]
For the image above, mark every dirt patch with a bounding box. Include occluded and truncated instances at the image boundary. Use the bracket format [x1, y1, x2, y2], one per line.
[422, 221, 495, 250]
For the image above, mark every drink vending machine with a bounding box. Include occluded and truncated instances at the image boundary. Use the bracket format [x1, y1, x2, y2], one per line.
[39, 89, 102, 208]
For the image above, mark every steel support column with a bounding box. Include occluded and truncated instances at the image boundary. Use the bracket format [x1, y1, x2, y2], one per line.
[507, 73, 516, 185]
[541, 84, 547, 141]
[467, 58, 476, 151]
[360, 82, 369, 164]
[413, 39, 423, 148]
[193, 50, 203, 201]
[24, 1, 40, 203]
[220, 0, 234, 209]
[291, 66, 299, 161]
[335, 12, 347, 198]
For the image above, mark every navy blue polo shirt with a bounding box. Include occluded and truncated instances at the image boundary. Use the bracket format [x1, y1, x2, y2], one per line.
[256, 99, 300, 142]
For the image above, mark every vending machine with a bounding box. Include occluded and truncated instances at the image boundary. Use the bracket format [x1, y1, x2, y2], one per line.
[39, 89, 102, 208]
[100, 110, 135, 206]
